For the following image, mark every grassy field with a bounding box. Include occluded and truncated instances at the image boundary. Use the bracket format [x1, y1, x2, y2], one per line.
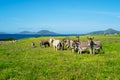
[0, 35, 120, 80]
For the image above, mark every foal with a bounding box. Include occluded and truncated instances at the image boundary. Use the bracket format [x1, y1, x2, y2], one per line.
[31, 42, 35, 48]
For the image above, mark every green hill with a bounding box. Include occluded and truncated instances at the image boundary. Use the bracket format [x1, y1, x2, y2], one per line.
[37, 30, 57, 34]
[88, 28, 120, 34]
[104, 28, 120, 34]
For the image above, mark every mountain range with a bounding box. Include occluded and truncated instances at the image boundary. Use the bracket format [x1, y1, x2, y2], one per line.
[0, 32, 7, 34]
[87, 28, 120, 34]
[19, 28, 120, 34]
[0, 28, 120, 34]
[19, 30, 58, 34]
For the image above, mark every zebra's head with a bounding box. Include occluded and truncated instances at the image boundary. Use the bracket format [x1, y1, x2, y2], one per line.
[49, 38, 54, 43]
[87, 37, 95, 48]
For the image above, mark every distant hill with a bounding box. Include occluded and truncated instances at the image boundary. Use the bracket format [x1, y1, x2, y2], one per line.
[88, 31, 104, 34]
[18, 30, 58, 34]
[37, 30, 58, 34]
[19, 31, 35, 34]
[88, 28, 120, 34]
[0, 32, 7, 34]
[104, 28, 120, 34]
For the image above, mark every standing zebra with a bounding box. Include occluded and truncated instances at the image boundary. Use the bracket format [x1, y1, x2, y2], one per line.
[87, 37, 103, 54]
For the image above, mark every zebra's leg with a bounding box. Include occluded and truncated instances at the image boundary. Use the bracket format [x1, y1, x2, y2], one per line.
[62, 44, 64, 50]
[56, 45, 58, 51]
[93, 48, 95, 54]
[54, 46, 57, 51]
[78, 49, 80, 54]
[101, 46, 104, 54]
[45, 44, 46, 48]
[78, 48, 82, 54]
[89, 48, 92, 54]
[66, 44, 70, 50]
[40, 43, 42, 47]
[72, 48, 74, 53]
[80, 49, 82, 54]
[79, 50, 82, 54]
[56, 47, 57, 51]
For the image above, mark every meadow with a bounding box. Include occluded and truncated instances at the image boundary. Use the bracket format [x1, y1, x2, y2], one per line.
[0, 35, 120, 80]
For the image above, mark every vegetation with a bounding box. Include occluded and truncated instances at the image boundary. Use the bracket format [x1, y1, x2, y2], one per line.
[0, 37, 16, 41]
[0, 35, 120, 80]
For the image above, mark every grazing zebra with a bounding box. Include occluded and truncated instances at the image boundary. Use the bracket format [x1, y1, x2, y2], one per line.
[40, 40, 50, 47]
[63, 38, 78, 52]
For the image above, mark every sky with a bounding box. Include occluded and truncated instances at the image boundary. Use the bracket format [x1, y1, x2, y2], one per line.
[0, 0, 120, 34]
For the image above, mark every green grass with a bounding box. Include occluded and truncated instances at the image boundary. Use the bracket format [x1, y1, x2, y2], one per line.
[0, 35, 120, 80]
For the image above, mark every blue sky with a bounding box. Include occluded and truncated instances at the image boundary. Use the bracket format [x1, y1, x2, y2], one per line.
[0, 0, 120, 34]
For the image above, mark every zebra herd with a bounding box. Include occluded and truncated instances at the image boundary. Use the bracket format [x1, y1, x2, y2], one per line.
[32, 36, 104, 54]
